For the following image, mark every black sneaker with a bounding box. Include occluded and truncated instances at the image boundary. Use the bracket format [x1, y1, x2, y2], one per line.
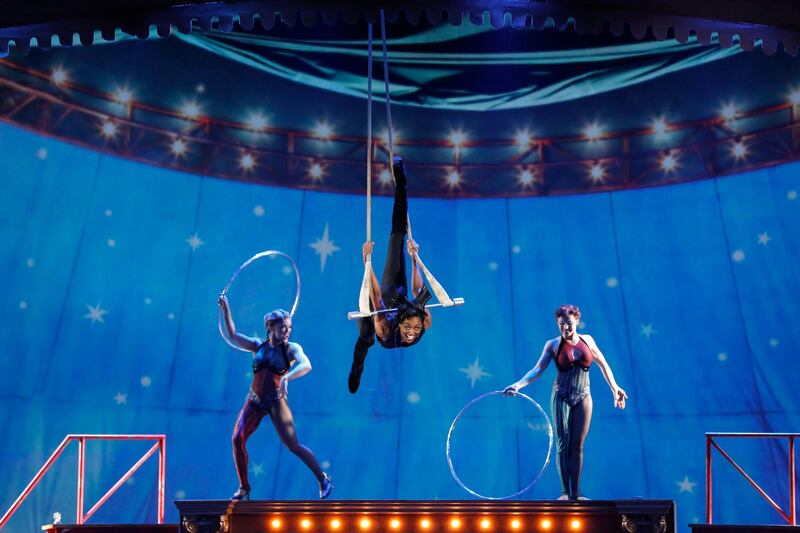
[392, 156, 406, 185]
[348, 360, 365, 394]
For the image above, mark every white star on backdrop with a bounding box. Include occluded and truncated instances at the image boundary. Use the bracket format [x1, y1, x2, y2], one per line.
[407, 391, 421, 404]
[640, 323, 656, 339]
[676, 476, 697, 493]
[606, 277, 619, 288]
[769, 338, 779, 347]
[731, 249, 745, 262]
[459, 357, 492, 388]
[788, 190, 797, 201]
[717, 352, 728, 362]
[252, 463, 264, 476]
[140, 376, 152, 387]
[84, 303, 109, 325]
[309, 223, 340, 272]
[186, 233, 204, 251]
[757, 232, 771, 245]
[114, 392, 127, 405]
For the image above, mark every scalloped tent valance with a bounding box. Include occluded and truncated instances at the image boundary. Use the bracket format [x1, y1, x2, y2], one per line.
[2, 1, 800, 57]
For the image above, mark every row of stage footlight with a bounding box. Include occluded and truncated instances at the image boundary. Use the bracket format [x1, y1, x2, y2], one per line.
[264, 516, 585, 532]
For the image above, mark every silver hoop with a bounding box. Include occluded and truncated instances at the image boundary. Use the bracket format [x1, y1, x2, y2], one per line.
[446, 390, 553, 500]
[218, 250, 300, 352]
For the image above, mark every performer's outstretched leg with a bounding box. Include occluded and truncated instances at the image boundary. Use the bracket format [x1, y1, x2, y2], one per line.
[348, 318, 375, 393]
[231, 400, 264, 498]
[568, 395, 593, 499]
[381, 156, 409, 300]
[269, 399, 333, 498]
[551, 390, 571, 500]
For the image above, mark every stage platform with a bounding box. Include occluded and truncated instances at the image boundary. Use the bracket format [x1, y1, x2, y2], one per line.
[174, 499, 675, 533]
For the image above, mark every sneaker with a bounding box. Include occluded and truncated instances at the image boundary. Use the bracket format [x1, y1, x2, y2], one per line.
[319, 474, 333, 499]
[348, 364, 364, 394]
[575, 495, 590, 501]
[231, 487, 250, 501]
[556, 493, 569, 501]
[392, 156, 406, 185]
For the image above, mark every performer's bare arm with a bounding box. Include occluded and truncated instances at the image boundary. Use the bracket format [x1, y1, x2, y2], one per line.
[582, 334, 628, 409]
[363, 241, 390, 339]
[218, 294, 260, 352]
[503, 339, 556, 394]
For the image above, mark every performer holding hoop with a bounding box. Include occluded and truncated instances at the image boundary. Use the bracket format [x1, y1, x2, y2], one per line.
[504, 304, 628, 501]
[218, 295, 332, 500]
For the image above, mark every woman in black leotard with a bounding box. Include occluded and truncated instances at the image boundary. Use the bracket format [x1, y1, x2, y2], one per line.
[504, 304, 627, 500]
[348, 156, 432, 394]
[218, 296, 332, 500]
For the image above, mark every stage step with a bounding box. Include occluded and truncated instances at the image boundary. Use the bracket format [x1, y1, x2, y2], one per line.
[176, 499, 676, 533]
[41, 526, 177, 533]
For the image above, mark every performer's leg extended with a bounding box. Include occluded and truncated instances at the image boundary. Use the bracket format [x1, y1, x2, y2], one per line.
[381, 157, 409, 300]
[269, 399, 326, 482]
[551, 390, 571, 499]
[568, 394, 593, 499]
[231, 400, 264, 496]
[348, 318, 375, 393]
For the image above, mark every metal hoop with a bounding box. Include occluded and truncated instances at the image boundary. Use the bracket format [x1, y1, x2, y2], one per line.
[445, 390, 553, 500]
[218, 250, 301, 352]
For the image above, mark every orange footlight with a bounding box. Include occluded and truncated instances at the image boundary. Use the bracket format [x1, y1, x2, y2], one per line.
[330, 518, 342, 530]
[510, 518, 522, 530]
[539, 518, 552, 531]
[359, 518, 372, 530]
[300, 518, 313, 530]
[449, 518, 462, 529]
[270, 518, 283, 530]
[389, 518, 402, 530]
[420, 518, 432, 529]
[569, 518, 582, 530]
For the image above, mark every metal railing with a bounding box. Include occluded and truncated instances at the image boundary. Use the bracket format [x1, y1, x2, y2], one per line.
[706, 432, 797, 525]
[0, 434, 166, 530]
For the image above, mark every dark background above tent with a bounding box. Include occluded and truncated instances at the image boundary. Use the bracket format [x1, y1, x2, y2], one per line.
[3, 1, 800, 56]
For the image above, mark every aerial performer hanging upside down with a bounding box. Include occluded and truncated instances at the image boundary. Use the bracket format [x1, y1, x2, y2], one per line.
[504, 304, 628, 501]
[348, 156, 433, 393]
[218, 295, 333, 500]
